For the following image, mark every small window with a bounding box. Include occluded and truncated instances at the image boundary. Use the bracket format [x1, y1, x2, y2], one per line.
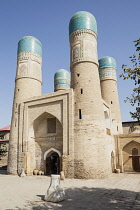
[111, 101, 113, 104]
[117, 126, 118, 131]
[47, 118, 56, 133]
[79, 109, 82, 119]
[77, 74, 80, 77]
[81, 89, 83, 94]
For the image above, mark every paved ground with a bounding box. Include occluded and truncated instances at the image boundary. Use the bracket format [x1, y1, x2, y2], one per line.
[0, 171, 140, 210]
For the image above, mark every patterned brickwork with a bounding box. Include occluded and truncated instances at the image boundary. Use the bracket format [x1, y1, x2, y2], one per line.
[99, 68, 116, 81]
[70, 29, 98, 66]
[7, 12, 125, 179]
[7, 38, 42, 175]
[99, 65, 123, 135]
[70, 28, 115, 178]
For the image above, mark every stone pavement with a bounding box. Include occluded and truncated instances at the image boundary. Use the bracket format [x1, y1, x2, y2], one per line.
[0, 172, 139, 209]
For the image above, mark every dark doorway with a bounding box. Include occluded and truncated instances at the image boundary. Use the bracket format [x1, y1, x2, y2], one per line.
[132, 148, 140, 172]
[46, 152, 60, 175]
[132, 156, 140, 172]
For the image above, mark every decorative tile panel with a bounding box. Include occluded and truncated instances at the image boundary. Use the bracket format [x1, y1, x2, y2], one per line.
[18, 52, 42, 64]
[16, 52, 42, 82]
[99, 68, 117, 81]
[18, 63, 27, 76]
[70, 29, 98, 66]
[54, 69, 70, 91]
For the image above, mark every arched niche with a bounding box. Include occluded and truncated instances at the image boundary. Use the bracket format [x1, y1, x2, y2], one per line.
[104, 111, 110, 129]
[30, 112, 63, 173]
[44, 148, 61, 175]
[33, 111, 62, 139]
[123, 140, 140, 153]
[122, 140, 140, 172]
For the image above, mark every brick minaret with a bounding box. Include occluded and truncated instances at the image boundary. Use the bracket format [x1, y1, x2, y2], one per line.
[7, 36, 42, 174]
[99, 57, 123, 134]
[69, 11, 111, 178]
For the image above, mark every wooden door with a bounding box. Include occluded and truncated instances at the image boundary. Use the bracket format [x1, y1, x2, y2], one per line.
[132, 156, 140, 172]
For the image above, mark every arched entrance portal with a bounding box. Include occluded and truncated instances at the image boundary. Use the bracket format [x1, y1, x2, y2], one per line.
[122, 141, 140, 172]
[44, 148, 61, 175]
[46, 152, 60, 175]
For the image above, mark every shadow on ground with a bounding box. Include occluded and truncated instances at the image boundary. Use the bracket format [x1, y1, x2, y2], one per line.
[15, 187, 140, 210]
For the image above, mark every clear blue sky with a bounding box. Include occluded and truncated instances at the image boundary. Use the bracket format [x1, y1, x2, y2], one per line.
[0, 0, 140, 128]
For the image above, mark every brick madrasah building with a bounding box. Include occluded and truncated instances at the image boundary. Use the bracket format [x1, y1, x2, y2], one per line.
[7, 11, 140, 178]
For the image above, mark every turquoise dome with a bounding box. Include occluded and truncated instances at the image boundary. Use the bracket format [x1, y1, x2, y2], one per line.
[54, 69, 70, 91]
[99, 57, 116, 69]
[18, 36, 42, 57]
[69, 11, 97, 36]
[54, 69, 70, 80]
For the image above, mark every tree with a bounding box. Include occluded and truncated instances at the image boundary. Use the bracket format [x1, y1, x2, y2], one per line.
[120, 38, 140, 121]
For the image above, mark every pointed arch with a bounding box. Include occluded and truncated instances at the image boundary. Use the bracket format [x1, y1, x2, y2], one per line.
[33, 111, 62, 131]
[32, 111, 63, 139]
[44, 148, 61, 160]
[122, 140, 140, 172]
[122, 140, 140, 151]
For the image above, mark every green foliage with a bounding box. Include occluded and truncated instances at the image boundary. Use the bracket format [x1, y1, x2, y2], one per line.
[120, 38, 140, 121]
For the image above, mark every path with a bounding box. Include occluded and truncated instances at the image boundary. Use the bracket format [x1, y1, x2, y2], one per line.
[0, 172, 139, 209]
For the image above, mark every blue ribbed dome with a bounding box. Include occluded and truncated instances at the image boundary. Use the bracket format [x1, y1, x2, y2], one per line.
[18, 36, 42, 57]
[54, 69, 70, 80]
[54, 69, 70, 91]
[69, 11, 97, 36]
[99, 57, 116, 69]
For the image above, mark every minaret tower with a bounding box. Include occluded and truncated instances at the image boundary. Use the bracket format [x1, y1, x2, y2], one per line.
[7, 36, 42, 174]
[69, 11, 110, 178]
[99, 56, 123, 134]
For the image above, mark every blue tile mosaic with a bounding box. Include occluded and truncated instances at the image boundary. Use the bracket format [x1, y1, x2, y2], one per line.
[69, 11, 97, 36]
[55, 83, 70, 88]
[54, 69, 70, 89]
[54, 69, 70, 80]
[18, 36, 42, 57]
[54, 80, 70, 85]
[99, 69, 116, 80]
[99, 57, 116, 69]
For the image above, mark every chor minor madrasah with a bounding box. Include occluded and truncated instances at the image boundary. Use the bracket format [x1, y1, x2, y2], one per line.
[7, 11, 140, 178]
